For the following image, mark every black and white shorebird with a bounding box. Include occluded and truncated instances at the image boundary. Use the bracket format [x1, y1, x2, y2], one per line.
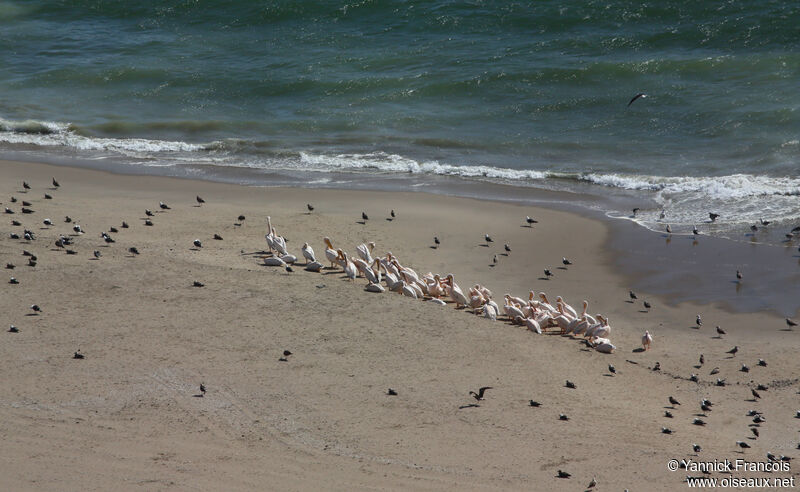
[632, 207, 640, 216]
[726, 345, 739, 357]
[565, 380, 576, 389]
[787, 318, 798, 329]
[145, 209, 154, 217]
[750, 224, 758, 232]
[193, 239, 202, 248]
[525, 216, 537, 226]
[121, 221, 129, 228]
[128, 247, 140, 255]
[434, 236, 440, 248]
[544, 268, 553, 278]
[504, 244, 511, 253]
[73, 224, 83, 234]
[662, 427, 674, 434]
[736, 270, 742, 281]
[556, 470, 571, 479]
[93, 250, 102, 259]
[9, 325, 18, 333]
[6, 263, 14, 269]
[608, 364, 616, 374]
[562, 257, 572, 266]
[758, 358, 767, 367]
[237, 215, 245, 223]
[200, 383, 206, 395]
[305, 203, 313, 212]
[690, 374, 698, 382]
[699, 354, 705, 365]
[73, 350, 84, 359]
[529, 400, 541, 407]
[390, 209, 395, 218]
[716, 326, 726, 337]
[709, 212, 720, 222]
[664, 410, 673, 418]
[43, 218, 52, 226]
[751, 388, 761, 400]
[192, 281, 204, 287]
[109, 226, 118, 233]
[643, 300, 651, 310]
[22, 181, 31, 190]
[693, 225, 700, 236]
[627, 93, 647, 107]
[159, 201, 170, 210]
[52, 177, 59, 188]
[484, 233, 493, 244]
[629, 290, 638, 300]
[9, 277, 19, 284]
[666, 224, 672, 234]
[64, 215, 71, 223]
[492, 254, 497, 265]
[693, 418, 706, 426]
[693, 443, 702, 454]
[144, 219, 153, 226]
[559, 413, 569, 421]
[361, 212, 369, 221]
[196, 195, 205, 205]
[469, 386, 493, 401]
[696, 314, 702, 327]
[44, 193, 52, 199]
[213, 233, 223, 240]
[30, 304, 42, 313]
[285, 265, 293, 273]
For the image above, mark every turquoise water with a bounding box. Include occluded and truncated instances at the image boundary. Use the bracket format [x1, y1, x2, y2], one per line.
[1, 1, 799, 240]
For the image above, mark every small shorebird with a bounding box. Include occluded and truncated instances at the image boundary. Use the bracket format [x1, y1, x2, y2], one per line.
[662, 427, 673, 434]
[361, 212, 369, 221]
[543, 268, 553, 278]
[643, 300, 651, 310]
[668, 396, 681, 406]
[196, 195, 205, 204]
[529, 400, 541, 407]
[159, 201, 170, 210]
[693, 444, 702, 453]
[387, 388, 397, 396]
[629, 290, 638, 300]
[525, 216, 537, 226]
[736, 270, 742, 281]
[562, 257, 571, 266]
[787, 318, 798, 328]
[484, 233, 493, 244]
[73, 350, 84, 359]
[726, 346, 739, 356]
[52, 177, 60, 188]
[716, 326, 726, 337]
[666, 224, 672, 234]
[307, 203, 314, 212]
[434, 236, 440, 248]
[709, 212, 719, 222]
[469, 386, 492, 401]
[693, 225, 699, 236]
[145, 209, 154, 217]
[556, 470, 571, 479]
[696, 314, 702, 327]
[504, 244, 511, 253]
[390, 209, 395, 218]
[213, 234, 223, 240]
[565, 380, 576, 389]
[608, 364, 616, 374]
[192, 281, 204, 287]
[200, 383, 206, 395]
[193, 239, 202, 248]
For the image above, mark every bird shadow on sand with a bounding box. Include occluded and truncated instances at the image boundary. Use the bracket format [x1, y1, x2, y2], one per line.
[458, 404, 480, 409]
[638, 310, 649, 313]
[603, 374, 615, 378]
[557, 266, 568, 270]
[385, 218, 393, 221]
[625, 300, 635, 304]
[779, 328, 795, 332]
[500, 253, 509, 257]
[24, 313, 39, 317]
[192, 394, 204, 398]
[356, 221, 366, 225]
[478, 244, 489, 247]
[537, 277, 550, 281]
[429, 246, 438, 249]
[632, 348, 645, 353]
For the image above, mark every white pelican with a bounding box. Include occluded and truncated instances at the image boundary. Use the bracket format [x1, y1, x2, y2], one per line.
[556, 296, 578, 319]
[445, 274, 468, 308]
[428, 298, 447, 306]
[338, 250, 357, 281]
[365, 282, 385, 293]
[264, 256, 286, 267]
[486, 299, 500, 316]
[265, 216, 276, 251]
[301, 242, 316, 264]
[369, 258, 382, 285]
[304, 260, 324, 272]
[483, 304, 498, 321]
[595, 341, 616, 354]
[272, 230, 288, 255]
[409, 282, 425, 298]
[504, 296, 525, 321]
[524, 317, 542, 334]
[352, 257, 370, 278]
[323, 237, 340, 269]
[401, 281, 418, 299]
[537, 293, 558, 314]
[356, 242, 376, 264]
[280, 254, 297, 264]
[426, 274, 443, 298]
[593, 315, 611, 339]
[642, 330, 653, 350]
[508, 293, 527, 307]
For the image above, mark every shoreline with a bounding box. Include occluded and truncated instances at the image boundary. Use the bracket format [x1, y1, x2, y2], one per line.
[3, 154, 798, 318]
[2, 158, 799, 491]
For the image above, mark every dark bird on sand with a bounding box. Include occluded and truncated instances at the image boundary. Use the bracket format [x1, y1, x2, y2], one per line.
[44, 193, 52, 199]
[693, 418, 706, 426]
[285, 265, 293, 273]
[709, 367, 719, 375]
[699, 354, 705, 365]
[237, 215, 245, 222]
[144, 219, 153, 226]
[665, 410, 673, 418]
[669, 396, 681, 406]
[109, 226, 118, 233]
[6, 263, 14, 269]
[121, 221, 129, 228]
[758, 359, 767, 367]
[30, 304, 41, 313]
[690, 374, 699, 382]
[22, 181, 30, 190]
[559, 413, 569, 421]
[213, 234, 223, 240]
[693, 444, 702, 453]
[627, 93, 647, 107]
[390, 209, 395, 218]
[504, 244, 511, 253]
[662, 427, 674, 434]
[693, 225, 700, 235]
[362, 212, 369, 221]
[484, 233, 492, 243]
[750, 224, 758, 232]
[632, 207, 640, 216]
[608, 364, 616, 374]
[306, 203, 313, 212]
[159, 201, 170, 210]
[737, 441, 751, 450]
[562, 257, 572, 266]
[716, 326, 726, 336]
[652, 361, 661, 371]
[469, 386, 493, 401]
[200, 383, 206, 395]
[752, 428, 759, 438]
[9, 325, 18, 333]
[565, 380, 576, 389]
[387, 388, 397, 396]
[736, 270, 742, 281]
[128, 247, 140, 255]
[52, 177, 59, 188]
[283, 350, 292, 357]
[193, 281, 204, 287]
[740, 364, 749, 373]
[64, 216, 72, 223]
[709, 213, 720, 222]
[644, 300, 651, 310]
[525, 216, 537, 226]
[726, 346, 739, 356]
[629, 290, 638, 300]
[73, 350, 84, 360]
[9, 277, 19, 284]
[193, 239, 202, 248]
[787, 318, 798, 328]
[751, 389, 761, 399]
[716, 378, 726, 387]
[145, 209, 154, 217]
[544, 269, 553, 278]
[529, 400, 541, 407]
[93, 250, 102, 259]
[11, 220, 21, 226]
[196, 195, 205, 204]
[557, 470, 571, 479]
[753, 415, 766, 424]
[434, 236, 440, 248]
[696, 314, 702, 327]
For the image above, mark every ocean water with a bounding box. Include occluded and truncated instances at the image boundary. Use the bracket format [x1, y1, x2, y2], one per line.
[1, 0, 799, 243]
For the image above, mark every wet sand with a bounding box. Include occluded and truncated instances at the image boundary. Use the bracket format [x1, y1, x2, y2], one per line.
[1, 159, 798, 491]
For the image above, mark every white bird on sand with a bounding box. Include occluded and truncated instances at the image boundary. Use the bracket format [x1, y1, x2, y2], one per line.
[401, 281, 418, 299]
[301, 242, 316, 263]
[323, 237, 341, 269]
[592, 315, 611, 338]
[483, 304, 498, 321]
[365, 282, 385, 293]
[595, 341, 616, 354]
[445, 274, 468, 307]
[428, 298, 447, 306]
[556, 296, 578, 319]
[338, 250, 357, 281]
[356, 242, 376, 264]
[264, 256, 287, 267]
[642, 330, 653, 350]
[304, 260, 324, 272]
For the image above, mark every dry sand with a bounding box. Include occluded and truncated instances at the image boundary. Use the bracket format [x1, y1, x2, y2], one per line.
[1, 159, 798, 491]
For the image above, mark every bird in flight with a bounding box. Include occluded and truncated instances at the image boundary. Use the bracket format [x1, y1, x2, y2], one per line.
[469, 386, 493, 401]
[627, 93, 647, 107]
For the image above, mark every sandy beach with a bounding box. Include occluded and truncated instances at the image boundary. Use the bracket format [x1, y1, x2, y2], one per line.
[1, 159, 798, 491]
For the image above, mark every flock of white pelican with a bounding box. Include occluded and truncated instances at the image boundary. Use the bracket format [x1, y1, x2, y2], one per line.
[261, 217, 622, 354]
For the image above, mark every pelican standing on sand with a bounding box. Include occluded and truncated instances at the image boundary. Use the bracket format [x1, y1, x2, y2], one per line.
[642, 330, 653, 350]
[323, 237, 340, 269]
[301, 242, 316, 264]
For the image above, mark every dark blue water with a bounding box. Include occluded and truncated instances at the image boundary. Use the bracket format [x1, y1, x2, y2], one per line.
[1, 0, 799, 241]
